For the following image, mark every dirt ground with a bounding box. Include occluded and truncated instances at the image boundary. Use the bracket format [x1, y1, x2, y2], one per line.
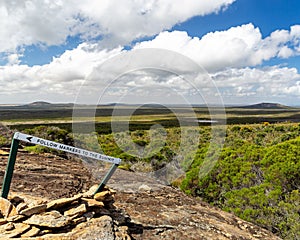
[0, 148, 94, 199]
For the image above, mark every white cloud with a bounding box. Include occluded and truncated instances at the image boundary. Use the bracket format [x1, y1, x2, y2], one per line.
[0, 0, 235, 54]
[211, 66, 300, 103]
[1, 3, 300, 106]
[135, 23, 300, 72]
[278, 46, 293, 58]
[1, 43, 300, 104]
[0, 0, 78, 52]
[75, 0, 236, 46]
[0, 43, 123, 103]
[6, 53, 23, 65]
[283, 82, 300, 95]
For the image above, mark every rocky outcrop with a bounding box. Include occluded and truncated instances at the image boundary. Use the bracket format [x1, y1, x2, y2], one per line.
[0, 148, 282, 239]
[0, 182, 281, 240]
[0, 186, 131, 239]
[105, 169, 282, 240]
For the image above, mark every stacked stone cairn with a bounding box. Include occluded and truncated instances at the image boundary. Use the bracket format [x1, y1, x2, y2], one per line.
[0, 185, 131, 239]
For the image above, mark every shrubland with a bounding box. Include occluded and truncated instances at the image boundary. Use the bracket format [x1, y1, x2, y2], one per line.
[5, 122, 300, 239]
[181, 123, 300, 240]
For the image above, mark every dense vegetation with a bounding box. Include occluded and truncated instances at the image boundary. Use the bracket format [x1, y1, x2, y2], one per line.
[181, 123, 300, 240]
[3, 122, 300, 239]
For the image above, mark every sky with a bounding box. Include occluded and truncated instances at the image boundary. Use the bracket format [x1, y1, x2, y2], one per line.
[0, 0, 300, 106]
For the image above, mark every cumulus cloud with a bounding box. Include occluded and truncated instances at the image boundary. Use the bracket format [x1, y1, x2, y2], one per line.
[0, 43, 123, 103]
[1, 43, 300, 105]
[211, 66, 300, 103]
[0, 0, 77, 52]
[0, 0, 235, 54]
[75, 0, 236, 46]
[6, 53, 23, 65]
[135, 23, 300, 72]
[1, 1, 300, 105]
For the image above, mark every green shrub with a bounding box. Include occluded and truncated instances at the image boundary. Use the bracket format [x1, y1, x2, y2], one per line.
[181, 126, 300, 239]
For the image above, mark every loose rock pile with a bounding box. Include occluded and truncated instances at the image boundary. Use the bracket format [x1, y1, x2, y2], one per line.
[0, 185, 131, 239]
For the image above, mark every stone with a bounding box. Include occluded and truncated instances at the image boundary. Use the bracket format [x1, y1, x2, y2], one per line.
[0, 150, 9, 156]
[21, 226, 40, 238]
[109, 188, 117, 194]
[16, 202, 28, 213]
[81, 198, 105, 208]
[64, 204, 87, 217]
[138, 184, 153, 193]
[14, 193, 46, 206]
[82, 185, 99, 198]
[8, 195, 24, 206]
[4, 222, 14, 231]
[0, 197, 18, 218]
[19, 204, 47, 217]
[93, 191, 112, 202]
[39, 229, 52, 235]
[46, 194, 82, 210]
[71, 215, 115, 240]
[6, 214, 26, 222]
[94, 207, 111, 216]
[72, 216, 86, 225]
[0, 218, 7, 226]
[0, 222, 9, 233]
[24, 210, 70, 228]
[115, 225, 131, 240]
[0, 223, 31, 238]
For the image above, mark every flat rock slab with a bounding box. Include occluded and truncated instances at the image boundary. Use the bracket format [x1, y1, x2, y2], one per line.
[70, 215, 115, 240]
[0, 197, 18, 218]
[21, 226, 40, 238]
[114, 187, 282, 240]
[20, 204, 47, 217]
[0, 223, 31, 238]
[93, 190, 111, 202]
[97, 168, 165, 193]
[64, 203, 87, 217]
[46, 194, 82, 210]
[24, 210, 70, 228]
[81, 198, 104, 208]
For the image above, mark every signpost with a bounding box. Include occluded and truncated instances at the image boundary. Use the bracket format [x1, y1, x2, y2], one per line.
[1, 132, 121, 199]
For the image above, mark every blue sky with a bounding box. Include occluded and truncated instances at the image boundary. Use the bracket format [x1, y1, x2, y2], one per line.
[171, 0, 300, 73]
[0, 0, 300, 105]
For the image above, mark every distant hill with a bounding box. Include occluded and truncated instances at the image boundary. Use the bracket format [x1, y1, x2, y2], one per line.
[28, 101, 52, 106]
[18, 101, 74, 109]
[236, 102, 291, 109]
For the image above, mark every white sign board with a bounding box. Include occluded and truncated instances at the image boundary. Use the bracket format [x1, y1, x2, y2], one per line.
[14, 132, 121, 165]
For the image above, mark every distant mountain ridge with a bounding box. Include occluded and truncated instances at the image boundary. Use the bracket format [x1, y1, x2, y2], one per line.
[2, 101, 294, 109]
[28, 101, 51, 106]
[236, 102, 291, 109]
[22, 101, 74, 108]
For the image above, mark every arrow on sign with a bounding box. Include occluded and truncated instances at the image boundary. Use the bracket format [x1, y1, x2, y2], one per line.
[26, 137, 33, 142]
